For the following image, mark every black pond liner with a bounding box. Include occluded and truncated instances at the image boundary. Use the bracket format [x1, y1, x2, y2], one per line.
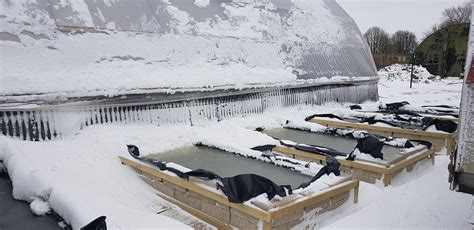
[126, 145, 340, 203]
[378, 101, 459, 118]
[256, 122, 432, 163]
[306, 112, 458, 133]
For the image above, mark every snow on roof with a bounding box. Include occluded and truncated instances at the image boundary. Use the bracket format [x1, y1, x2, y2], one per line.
[0, 0, 377, 98]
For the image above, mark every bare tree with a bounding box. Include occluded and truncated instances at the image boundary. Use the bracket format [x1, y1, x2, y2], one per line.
[364, 26, 390, 54]
[421, 24, 441, 41]
[390, 30, 418, 54]
[423, 2, 471, 39]
[440, 2, 472, 27]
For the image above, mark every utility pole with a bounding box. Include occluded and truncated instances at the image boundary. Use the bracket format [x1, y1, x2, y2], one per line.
[410, 53, 415, 88]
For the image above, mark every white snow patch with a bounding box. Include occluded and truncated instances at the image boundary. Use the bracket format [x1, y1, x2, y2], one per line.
[322, 155, 472, 229]
[193, 0, 209, 8]
[30, 197, 51, 216]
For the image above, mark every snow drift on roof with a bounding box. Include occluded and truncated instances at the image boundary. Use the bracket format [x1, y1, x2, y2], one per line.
[0, 0, 377, 97]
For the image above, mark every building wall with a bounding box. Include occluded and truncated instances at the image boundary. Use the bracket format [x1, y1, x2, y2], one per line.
[451, 11, 474, 194]
[372, 53, 411, 68]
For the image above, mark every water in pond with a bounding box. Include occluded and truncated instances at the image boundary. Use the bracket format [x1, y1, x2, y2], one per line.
[263, 128, 403, 161]
[149, 146, 312, 188]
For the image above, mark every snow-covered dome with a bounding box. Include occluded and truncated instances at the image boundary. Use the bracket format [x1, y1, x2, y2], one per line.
[1, 0, 377, 97]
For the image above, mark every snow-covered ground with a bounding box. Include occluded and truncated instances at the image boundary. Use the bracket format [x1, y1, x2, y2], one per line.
[377, 64, 463, 107]
[0, 74, 472, 229]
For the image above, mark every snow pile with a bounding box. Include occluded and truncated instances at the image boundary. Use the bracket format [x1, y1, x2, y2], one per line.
[193, 0, 209, 8]
[0, 127, 196, 229]
[375, 78, 462, 107]
[30, 198, 51, 216]
[378, 64, 439, 82]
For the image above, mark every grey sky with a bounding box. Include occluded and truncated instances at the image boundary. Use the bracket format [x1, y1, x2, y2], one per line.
[336, 0, 470, 40]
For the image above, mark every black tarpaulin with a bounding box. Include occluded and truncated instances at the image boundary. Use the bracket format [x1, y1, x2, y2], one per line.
[293, 144, 347, 157]
[408, 139, 432, 149]
[304, 113, 344, 121]
[349, 104, 362, 110]
[379, 101, 459, 117]
[422, 119, 458, 133]
[347, 135, 384, 160]
[217, 174, 291, 203]
[381, 101, 410, 111]
[361, 116, 400, 128]
[297, 155, 341, 188]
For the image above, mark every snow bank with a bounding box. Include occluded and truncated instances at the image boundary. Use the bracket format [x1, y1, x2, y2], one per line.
[0, 126, 195, 229]
[323, 155, 472, 229]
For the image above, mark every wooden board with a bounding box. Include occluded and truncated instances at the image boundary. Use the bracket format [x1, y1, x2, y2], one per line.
[269, 180, 359, 219]
[159, 192, 232, 230]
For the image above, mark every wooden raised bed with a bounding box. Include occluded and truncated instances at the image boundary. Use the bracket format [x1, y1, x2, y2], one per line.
[119, 156, 359, 229]
[309, 117, 456, 155]
[358, 110, 459, 123]
[272, 146, 435, 187]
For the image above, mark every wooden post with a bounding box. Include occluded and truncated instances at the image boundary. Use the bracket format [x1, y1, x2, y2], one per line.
[431, 151, 436, 166]
[353, 180, 359, 204]
[446, 137, 454, 156]
[383, 174, 392, 186]
[263, 221, 272, 230]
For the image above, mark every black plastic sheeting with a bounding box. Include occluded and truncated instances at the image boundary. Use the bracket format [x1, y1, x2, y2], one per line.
[81, 216, 107, 230]
[306, 113, 458, 133]
[279, 140, 347, 157]
[277, 135, 385, 160]
[379, 101, 459, 118]
[126, 145, 340, 203]
[382, 101, 410, 111]
[349, 104, 362, 110]
[422, 119, 458, 133]
[304, 113, 344, 121]
[284, 120, 414, 149]
[347, 136, 384, 160]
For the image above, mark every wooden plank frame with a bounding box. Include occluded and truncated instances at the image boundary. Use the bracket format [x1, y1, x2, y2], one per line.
[358, 110, 459, 123]
[119, 156, 359, 229]
[309, 118, 456, 155]
[273, 146, 435, 186]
